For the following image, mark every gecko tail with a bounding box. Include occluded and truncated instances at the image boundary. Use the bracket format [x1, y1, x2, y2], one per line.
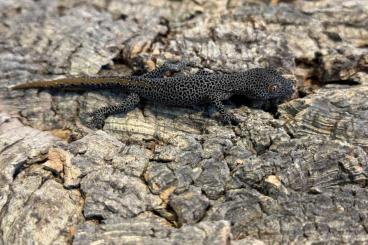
[11, 76, 129, 90]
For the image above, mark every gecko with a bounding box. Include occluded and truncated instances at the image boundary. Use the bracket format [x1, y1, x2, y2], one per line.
[12, 61, 294, 128]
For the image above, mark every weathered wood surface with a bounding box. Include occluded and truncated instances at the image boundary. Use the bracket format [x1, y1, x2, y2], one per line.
[0, 0, 367, 244]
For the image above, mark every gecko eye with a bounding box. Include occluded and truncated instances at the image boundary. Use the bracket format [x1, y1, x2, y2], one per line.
[268, 84, 280, 93]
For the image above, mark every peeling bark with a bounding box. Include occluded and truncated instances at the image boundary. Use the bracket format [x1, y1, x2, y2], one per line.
[0, 0, 367, 244]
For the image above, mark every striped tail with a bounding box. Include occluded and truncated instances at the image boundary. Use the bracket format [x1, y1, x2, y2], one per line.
[11, 76, 148, 90]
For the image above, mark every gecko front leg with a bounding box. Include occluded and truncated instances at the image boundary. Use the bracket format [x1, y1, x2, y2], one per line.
[210, 92, 239, 125]
[141, 61, 194, 78]
[87, 93, 140, 129]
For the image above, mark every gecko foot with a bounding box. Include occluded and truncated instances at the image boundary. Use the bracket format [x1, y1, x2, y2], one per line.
[85, 112, 105, 129]
[220, 113, 240, 126]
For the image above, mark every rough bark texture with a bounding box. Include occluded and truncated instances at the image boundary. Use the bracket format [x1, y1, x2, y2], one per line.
[0, 0, 367, 244]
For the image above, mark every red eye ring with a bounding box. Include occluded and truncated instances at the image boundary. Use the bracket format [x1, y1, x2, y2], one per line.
[268, 84, 279, 93]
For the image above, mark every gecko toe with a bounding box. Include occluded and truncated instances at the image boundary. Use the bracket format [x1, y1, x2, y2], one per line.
[231, 117, 240, 125]
[220, 113, 240, 126]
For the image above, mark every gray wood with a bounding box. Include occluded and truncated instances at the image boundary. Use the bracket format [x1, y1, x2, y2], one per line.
[0, 0, 367, 244]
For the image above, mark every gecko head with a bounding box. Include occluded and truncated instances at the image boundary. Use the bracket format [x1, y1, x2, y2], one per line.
[238, 68, 294, 102]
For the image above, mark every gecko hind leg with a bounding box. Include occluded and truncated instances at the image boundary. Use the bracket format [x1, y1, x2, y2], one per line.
[141, 61, 194, 78]
[86, 93, 140, 129]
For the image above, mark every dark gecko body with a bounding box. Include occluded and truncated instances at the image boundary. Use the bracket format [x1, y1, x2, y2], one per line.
[12, 62, 294, 128]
